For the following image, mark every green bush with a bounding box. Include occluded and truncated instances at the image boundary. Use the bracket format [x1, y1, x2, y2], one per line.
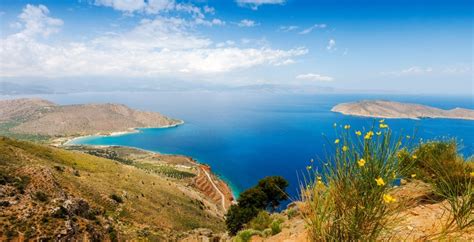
[110, 194, 123, 203]
[234, 229, 262, 242]
[247, 211, 272, 231]
[270, 219, 283, 235]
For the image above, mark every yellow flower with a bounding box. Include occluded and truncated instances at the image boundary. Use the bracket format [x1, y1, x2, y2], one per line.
[383, 194, 396, 204]
[355, 131, 362, 136]
[375, 177, 386, 186]
[335, 139, 340, 144]
[364, 131, 374, 140]
[342, 146, 349, 152]
[412, 155, 417, 159]
[379, 123, 389, 129]
[317, 180, 325, 188]
[358, 158, 366, 167]
[411, 174, 417, 178]
[317, 176, 322, 180]
[306, 166, 312, 170]
[469, 171, 474, 177]
[379, 119, 385, 123]
[376, 131, 382, 136]
[392, 171, 397, 178]
[344, 124, 351, 130]
[406, 135, 411, 139]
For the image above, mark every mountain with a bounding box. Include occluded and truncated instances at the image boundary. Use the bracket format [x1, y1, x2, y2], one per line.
[0, 98, 182, 137]
[0, 137, 229, 241]
[332, 100, 474, 120]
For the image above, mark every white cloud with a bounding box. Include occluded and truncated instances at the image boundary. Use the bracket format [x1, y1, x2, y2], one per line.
[94, 0, 175, 14]
[279, 25, 298, 32]
[0, 5, 308, 78]
[326, 39, 336, 51]
[296, 73, 334, 82]
[93, 1, 224, 27]
[299, 24, 326, 35]
[13, 4, 63, 38]
[238, 19, 258, 27]
[236, 0, 285, 10]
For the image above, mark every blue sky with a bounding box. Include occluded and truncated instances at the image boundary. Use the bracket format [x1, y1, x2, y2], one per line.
[0, 0, 472, 94]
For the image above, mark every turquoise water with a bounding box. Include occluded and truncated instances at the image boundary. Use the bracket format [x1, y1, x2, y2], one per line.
[24, 92, 473, 199]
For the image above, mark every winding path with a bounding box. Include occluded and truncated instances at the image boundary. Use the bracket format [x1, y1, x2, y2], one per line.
[200, 167, 227, 211]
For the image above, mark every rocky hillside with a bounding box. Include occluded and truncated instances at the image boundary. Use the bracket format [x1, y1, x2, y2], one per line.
[0, 137, 227, 241]
[0, 98, 182, 137]
[332, 100, 474, 120]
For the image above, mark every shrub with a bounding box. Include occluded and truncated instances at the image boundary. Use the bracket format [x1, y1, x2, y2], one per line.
[247, 211, 272, 231]
[269, 219, 283, 235]
[110, 194, 123, 203]
[300, 121, 408, 241]
[404, 140, 473, 230]
[33, 191, 49, 202]
[234, 229, 262, 242]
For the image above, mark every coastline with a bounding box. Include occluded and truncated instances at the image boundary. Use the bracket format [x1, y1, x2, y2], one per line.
[332, 110, 474, 121]
[62, 119, 185, 146]
[54, 120, 237, 207]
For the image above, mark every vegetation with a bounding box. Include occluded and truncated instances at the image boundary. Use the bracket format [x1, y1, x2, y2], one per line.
[0, 136, 226, 240]
[0, 121, 50, 142]
[399, 140, 473, 230]
[300, 122, 473, 241]
[300, 121, 411, 241]
[225, 176, 288, 235]
[110, 194, 124, 203]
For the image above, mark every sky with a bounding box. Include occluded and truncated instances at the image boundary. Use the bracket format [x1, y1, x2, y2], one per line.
[0, 0, 472, 94]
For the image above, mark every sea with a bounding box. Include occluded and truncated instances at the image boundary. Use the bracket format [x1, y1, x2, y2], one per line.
[6, 91, 473, 200]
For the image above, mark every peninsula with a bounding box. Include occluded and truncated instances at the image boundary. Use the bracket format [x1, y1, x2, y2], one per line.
[331, 100, 474, 120]
[0, 98, 183, 137]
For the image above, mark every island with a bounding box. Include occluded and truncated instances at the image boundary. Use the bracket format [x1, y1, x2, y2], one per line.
[331, 100, 474, 120]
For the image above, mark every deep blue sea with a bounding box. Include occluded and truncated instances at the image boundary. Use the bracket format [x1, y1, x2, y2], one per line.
[6, 92, 473, 200]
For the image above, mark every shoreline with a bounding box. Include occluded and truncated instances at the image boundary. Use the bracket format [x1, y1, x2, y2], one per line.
[332, 110, 474, 121]
[62, 120, 185, 146]
[55, 120, 238, 202]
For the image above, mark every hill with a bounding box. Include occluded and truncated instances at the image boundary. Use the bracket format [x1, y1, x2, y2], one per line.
[331, 100, 474, 120]
[0, 137, 229, 241]
[0, 98, 182, 137]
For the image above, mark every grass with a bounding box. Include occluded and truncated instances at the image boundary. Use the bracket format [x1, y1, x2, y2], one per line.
[0, 121, 51, 143]
[299, 122, 473, 241]
[400, 140, 473, 231]
[299, 121, 411, 241]
[0, 136, 225, 239]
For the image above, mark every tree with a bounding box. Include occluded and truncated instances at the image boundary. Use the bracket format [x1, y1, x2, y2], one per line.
[257, 176, 289, 211]
[225, 205, 259, 235]
[225, 176, 289, 235]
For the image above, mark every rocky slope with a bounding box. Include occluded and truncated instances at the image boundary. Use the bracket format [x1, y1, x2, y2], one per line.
[0, 137, 228, 241]
[332, 100, 474, 120]
[0, 98, 182, 136]
[247, 180, 473, 241]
